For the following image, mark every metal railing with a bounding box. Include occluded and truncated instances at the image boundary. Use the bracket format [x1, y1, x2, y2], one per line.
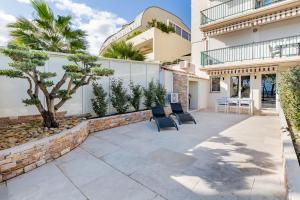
[201, 0, 285, 25]
[201, 35, 300, 66]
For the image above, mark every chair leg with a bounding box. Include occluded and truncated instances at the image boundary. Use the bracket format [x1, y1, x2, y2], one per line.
[175, 115, 182, 125]
[154, 120, 160, 132]
[170, 118, 179, 131]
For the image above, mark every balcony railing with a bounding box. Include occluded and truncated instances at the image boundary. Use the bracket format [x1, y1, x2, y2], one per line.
[201, 0, 285, 25]
[201, 35, 300, 66]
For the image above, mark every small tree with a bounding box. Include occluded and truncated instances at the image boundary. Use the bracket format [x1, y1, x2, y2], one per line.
[154, 83, 167, 106]
[91, 82, 108, 117]
[129, 82, 143, 111]
[111, 79, 130, 114]
[0, 45, 114, 128]
[143, 80, 156, 109]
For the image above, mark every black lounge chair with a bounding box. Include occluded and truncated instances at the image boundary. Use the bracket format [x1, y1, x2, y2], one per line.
[150, 106, 178, 132]
[170, 103, 196, 125]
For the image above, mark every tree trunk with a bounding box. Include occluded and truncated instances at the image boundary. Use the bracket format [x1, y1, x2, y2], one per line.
[41, 111, 59, 128]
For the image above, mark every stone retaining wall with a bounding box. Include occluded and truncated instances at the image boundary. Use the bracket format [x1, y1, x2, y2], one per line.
[0, 109, 170, 182]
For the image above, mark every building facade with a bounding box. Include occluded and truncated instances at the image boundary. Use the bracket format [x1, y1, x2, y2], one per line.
[99, 7, 191, 63]
[192, 0, 300, 113]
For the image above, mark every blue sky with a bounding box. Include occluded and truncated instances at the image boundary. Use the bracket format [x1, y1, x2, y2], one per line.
[0, 0, 191, 53]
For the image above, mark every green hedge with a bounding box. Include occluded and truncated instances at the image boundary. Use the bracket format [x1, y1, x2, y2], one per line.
[278, 67, 300, 130]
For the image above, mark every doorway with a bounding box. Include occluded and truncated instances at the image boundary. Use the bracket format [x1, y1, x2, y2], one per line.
[188, 81, 198, 110]
[230, 75, 251, 98]
[261, 74, 276, 109]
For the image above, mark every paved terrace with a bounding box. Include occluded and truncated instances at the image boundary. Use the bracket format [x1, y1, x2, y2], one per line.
[0, 112, 285, 200]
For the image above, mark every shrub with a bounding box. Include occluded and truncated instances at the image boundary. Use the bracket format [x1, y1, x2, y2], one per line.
[129, 82, 143, 111]
[143, 80, 156, 109]
[111, 79, 130, 114]
[91, 83, 108, 117]
[278, 67, 300, 130]
[147, 19, 175, 34]
[154, 83, 167, 106]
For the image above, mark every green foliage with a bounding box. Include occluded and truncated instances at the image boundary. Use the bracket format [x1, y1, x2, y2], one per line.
[129, 82, 143, 111]
[111, 79, 130, 114]
[154, 83, 167, 106]
[8, 0, 87, 53]
[126, 30, 143, 40]
[63, 64, 80, 72]
[143, 80, 156, 109]
[147, 19, 175, 34]
[0, 69, 23, 78]
[39, 72, 56, 79]
[278, 67, 300, 130]
[0, 44, 114, 128]
[162, 59, 182, 66]
[43, 80, 54, 87]
[91, 82, 108, 117]
[22, 97, 41, 106]
[102, 41, 145, 61]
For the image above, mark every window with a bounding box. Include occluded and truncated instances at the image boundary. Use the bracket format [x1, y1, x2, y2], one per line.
[182, 30, 189, 40]
[175, 25, 181, 36]
[168, 20, 190, 41]
[211, 77, 221, 92]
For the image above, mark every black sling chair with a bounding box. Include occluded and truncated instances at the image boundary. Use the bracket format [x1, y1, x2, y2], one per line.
[170, 103, 196, 125]
[150, 106, 178, 132]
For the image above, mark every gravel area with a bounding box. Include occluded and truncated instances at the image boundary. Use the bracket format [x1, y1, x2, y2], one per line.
[0, 118, 81, 150]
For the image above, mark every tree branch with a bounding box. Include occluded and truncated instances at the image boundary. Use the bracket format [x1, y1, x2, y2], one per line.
[51, 73, 68, 95]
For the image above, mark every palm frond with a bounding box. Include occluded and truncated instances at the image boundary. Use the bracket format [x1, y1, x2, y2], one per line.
[31, 0, 54, 22]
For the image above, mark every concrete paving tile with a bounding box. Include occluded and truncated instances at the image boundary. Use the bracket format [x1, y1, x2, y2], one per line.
[152, 195, 167, 200]
[130, 163, 197, 200]
[94, 131, 135, 146]
[101, 150, 149, 175]
[80, 136, 120, 158]
[6, 163, 86, 200]
[56, 151, 115, 187]
[147, 148, 196, 170]
[80, 169, 156, 200]
[0, 183, 8, 200]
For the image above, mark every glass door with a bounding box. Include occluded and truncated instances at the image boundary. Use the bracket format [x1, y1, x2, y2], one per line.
[230, 76, 239, 98]
[230, 75, 251, 98]
[241, 75, 251, 98]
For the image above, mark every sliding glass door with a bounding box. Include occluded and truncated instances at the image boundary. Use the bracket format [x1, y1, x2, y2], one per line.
[241, 75, 251, 98]
[230, 76, 239, 98]
[230, 75, 251, 98]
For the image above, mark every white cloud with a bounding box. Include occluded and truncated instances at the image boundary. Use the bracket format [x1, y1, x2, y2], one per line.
[51, 0, 127, 54]
[16, 0, 31, 4]
[0, 10, 16, 47]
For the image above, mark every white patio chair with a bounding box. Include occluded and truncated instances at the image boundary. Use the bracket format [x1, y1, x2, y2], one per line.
[269, 45, 282, 58]
[215, 97, 228, 113]
[228, 98, 239, 113]
[239, 99, 253, 115]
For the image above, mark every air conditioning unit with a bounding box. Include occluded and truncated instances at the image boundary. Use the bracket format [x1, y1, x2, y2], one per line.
[168, 93, 179, 103]
[179, 61, 190, 69]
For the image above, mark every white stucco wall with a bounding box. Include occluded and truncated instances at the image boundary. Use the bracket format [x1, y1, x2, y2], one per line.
[0, 51, 160, 117]
[208, 17, 300, 51]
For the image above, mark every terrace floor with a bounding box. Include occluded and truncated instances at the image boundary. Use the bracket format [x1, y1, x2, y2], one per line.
[0, 112, 286, 200]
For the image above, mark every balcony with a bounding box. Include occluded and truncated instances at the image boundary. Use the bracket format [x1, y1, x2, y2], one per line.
[201, 35, 300, 66]
[200, 0, 285, 26]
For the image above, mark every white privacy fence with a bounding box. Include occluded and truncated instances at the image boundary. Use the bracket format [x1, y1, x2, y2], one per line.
[0, 51, 160, 117]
